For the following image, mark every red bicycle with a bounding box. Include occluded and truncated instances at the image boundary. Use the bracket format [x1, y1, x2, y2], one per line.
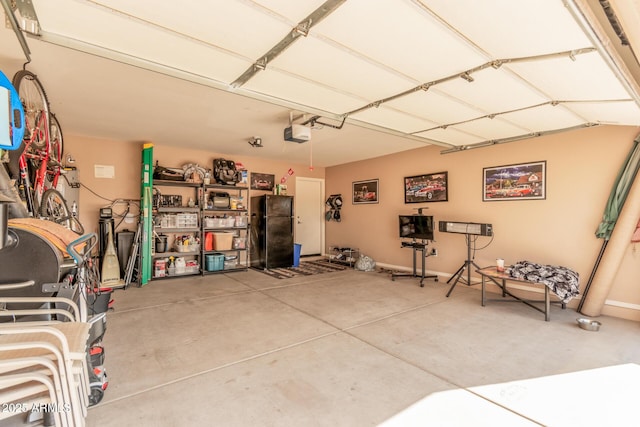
[9, 69, 83, 234]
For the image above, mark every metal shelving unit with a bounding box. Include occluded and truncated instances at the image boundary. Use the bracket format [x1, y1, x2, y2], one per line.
[328, 246, 359, 267]
[152, 180, 202, 279]
[201, 184, 250, 274]
[146, 178, 251, 278]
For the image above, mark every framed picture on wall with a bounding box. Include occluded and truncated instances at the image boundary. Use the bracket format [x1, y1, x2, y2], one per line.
[353, 179, 379, 204]
[250, 172, 275, 191]
[404, 172, 448, 203]
[483, 161, 546, 201]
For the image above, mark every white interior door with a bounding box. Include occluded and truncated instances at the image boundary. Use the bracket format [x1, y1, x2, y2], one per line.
[294, 177, 324, 256]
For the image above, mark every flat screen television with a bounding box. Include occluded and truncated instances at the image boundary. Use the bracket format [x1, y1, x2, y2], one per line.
[399, 215, 434, 240]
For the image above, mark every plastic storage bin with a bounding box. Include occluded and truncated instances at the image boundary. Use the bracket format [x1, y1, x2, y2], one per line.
[213, 232, 234, 250]
[204, 217, 235, 228]
[167, 266, 199, 275]
[293, 243, 302, 267]
[204, 232, 214, 251]
[234, 216, 248, 227]
[160, 214, 177, 229]
[205, 253, 225, 271]
[233, 236, 246, 249]
[176, 213, 198, 228]
[175, 243, 200, 253]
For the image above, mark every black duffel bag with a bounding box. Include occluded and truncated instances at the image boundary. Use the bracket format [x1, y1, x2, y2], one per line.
[153, 161, 184, 181]
[213, 158, 241, 185]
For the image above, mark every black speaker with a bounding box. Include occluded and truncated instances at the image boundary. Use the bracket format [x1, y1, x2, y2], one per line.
[116, 230, 135, 277]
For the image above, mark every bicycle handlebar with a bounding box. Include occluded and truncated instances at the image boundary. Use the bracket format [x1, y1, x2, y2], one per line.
[66, 232, 97, 264]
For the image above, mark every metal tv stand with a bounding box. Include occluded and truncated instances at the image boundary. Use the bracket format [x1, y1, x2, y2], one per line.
[391, 239, 438, 287]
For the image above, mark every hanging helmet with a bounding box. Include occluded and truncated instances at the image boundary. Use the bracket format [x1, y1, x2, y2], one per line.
[332, 195, 343, 209]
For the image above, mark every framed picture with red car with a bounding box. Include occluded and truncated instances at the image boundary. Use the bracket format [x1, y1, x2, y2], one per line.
[483, 161, 546, 201]
[353, 179, 379, 204]
[250, 172, 275, 191]
[404, 172, 448, 203]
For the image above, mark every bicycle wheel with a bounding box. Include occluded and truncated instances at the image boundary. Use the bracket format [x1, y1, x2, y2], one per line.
[49, 112, 64, 166]
[39, 188, 85, 234]
[12, 70, 50, 150]
[44, 113, 64, 190]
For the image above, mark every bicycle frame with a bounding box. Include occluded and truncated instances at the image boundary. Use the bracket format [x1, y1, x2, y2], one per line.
[10, 69, 83, 234]
[16, 108, 60, 215]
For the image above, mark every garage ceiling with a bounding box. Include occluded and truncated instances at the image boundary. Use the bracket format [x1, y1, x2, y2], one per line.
[2, 0, 640, 167]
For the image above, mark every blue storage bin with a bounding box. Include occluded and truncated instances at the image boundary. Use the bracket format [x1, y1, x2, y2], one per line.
[205, 253, 225, 271]
[293, 243, 302, 267]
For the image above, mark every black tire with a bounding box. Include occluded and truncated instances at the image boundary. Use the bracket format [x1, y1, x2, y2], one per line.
[44, 113, 64, 191]
[12, 70, 50, 150]
[39, 188, 69, 223]
[49, 112, 63, 166]
[39, 188, 85, 234]
[88, 385, 105, 406]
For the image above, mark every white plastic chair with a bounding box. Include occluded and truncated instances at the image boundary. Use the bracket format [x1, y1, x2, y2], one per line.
[0, 356, 70, 426]
[0, 296, 83, 323]
[0, 370, 65, 426]
[0, 324, 90, 426]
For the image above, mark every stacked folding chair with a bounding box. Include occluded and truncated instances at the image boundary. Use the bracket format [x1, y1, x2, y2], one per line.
[0, 295, 91, 427]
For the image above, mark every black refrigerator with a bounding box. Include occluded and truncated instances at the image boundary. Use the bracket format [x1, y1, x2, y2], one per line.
[250, 195, 294, 269]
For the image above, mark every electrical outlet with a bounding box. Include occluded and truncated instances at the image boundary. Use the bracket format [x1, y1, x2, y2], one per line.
[431, 248, 438, 256]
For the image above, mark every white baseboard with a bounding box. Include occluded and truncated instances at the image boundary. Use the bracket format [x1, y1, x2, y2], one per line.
[604, 300, 640, 311]
[334, 257, 640, 315]
[375, 262, 462, 283]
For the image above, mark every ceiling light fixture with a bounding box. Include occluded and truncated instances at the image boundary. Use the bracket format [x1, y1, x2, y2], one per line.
[248, 136, 263, 148]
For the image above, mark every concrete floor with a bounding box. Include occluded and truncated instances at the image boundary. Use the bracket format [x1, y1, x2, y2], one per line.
[86, 266, 640, 426]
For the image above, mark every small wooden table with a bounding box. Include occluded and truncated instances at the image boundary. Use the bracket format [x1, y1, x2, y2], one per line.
[476, 266, 566, 321]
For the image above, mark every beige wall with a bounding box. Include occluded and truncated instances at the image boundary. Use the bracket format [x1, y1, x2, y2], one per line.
[64, 135, 325, 237]
[66, 126, 640, 321]
[325, 125, 640, 321]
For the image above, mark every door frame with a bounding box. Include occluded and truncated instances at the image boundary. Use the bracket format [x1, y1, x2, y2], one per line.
[294, 176, 325, 256]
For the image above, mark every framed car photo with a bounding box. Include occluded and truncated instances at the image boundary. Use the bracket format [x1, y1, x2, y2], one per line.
[250, 172, 275, 191]
[404, 172, 448, 203]
[483, 161, 546, 201]
[353, 179, 379, 204]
